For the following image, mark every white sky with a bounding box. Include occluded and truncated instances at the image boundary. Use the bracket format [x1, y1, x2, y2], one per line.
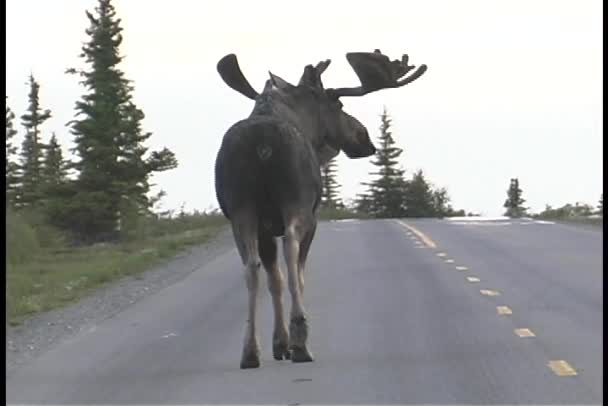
[6, 0, 603, 215]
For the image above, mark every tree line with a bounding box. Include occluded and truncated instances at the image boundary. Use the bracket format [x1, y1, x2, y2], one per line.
[8, 0, 599, 242]
[321, 109, 602, 220]
[6, 0, 177, 244]
[503, 178, 602, 219]
[320, 108, 466, 218]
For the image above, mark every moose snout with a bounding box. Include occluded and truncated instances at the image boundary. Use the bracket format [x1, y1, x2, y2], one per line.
[358, 128, 376, 157]
[343, 128, 376, 159]
[367, 139, 377, 155]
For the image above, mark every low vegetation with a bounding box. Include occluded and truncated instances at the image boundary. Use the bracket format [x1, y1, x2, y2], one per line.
[530, 201, 603, 227]
[317, 206, 371, 221]
[6, 209, 227, 326]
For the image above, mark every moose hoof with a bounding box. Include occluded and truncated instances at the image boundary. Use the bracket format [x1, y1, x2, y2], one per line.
[273, 342, 291, 360]
[290, 346, 314, 363]
[240, 350, 261, 369]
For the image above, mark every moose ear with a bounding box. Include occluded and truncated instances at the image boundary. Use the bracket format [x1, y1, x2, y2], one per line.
[268, 72, 294, 90]
[217, 54, 259, 100]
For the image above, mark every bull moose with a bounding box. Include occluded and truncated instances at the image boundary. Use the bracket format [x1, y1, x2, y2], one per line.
[214, 50, 427, 368]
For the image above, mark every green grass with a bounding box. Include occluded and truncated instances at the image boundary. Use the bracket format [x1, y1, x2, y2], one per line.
[6, 211, 227, 326]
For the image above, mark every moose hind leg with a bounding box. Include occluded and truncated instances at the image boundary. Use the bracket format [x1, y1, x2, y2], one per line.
[283, 219, 314, 363]
[259, 231, 290, 361]
[232, 214, 262, 369]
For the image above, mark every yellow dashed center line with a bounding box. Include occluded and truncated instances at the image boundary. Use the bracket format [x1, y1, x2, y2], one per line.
[548, 360, 578, 376]
[395, 220, 577, 378]
[396, 221, 437, 248]
[496, 306, 512, 315]
[514, 328, 536, 338]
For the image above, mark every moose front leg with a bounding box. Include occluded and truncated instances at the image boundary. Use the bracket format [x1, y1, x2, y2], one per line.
[283, 223, 314, 363]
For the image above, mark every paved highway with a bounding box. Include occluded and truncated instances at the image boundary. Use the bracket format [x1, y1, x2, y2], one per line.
[7, 218, 603, 404]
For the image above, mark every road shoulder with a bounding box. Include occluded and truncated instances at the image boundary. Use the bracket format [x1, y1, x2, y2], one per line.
[6, 226, 235, 376]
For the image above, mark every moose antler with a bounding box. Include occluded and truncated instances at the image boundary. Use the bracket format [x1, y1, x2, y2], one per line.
[328, 50, 427, 97]
[299, 59, 331, 87]
[217, 54, 260, 100]
[314, 59, 331, 76]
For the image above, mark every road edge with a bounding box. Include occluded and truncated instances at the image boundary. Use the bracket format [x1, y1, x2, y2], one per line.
[6, 226, 235, 377]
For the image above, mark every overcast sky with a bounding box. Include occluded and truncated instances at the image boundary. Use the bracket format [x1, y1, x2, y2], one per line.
[6, 0, 603, 215]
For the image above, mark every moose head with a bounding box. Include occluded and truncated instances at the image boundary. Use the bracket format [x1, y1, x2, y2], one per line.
[216, 50, 427, 166]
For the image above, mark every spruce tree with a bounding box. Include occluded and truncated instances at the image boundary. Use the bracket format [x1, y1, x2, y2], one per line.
[357, 107, 407, 218]
[37, 133, 73, 225]
[6, 101, 21, 206]
[354, 191, 373, 215]
[503, 178, 527, 217]
[570, 202, 594, 217]
[320, 157, 342, 208]
[116, 103, 177, 236]
[598, 194, 603, 215]
[431, 187, 451, 218]
[41, 133, 67, 191]
[18, 74, 52, 208]
[404, 169, 435, 217]
[66, 0, 177, 240]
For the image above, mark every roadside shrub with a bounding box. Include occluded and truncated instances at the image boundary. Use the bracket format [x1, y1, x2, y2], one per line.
[6, 209, 40, 266]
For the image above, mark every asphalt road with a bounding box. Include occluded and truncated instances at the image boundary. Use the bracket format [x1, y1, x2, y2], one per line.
[7, 218, 603, 404]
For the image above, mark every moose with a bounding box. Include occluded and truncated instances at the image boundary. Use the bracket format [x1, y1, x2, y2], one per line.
[214, 50, 427, 368]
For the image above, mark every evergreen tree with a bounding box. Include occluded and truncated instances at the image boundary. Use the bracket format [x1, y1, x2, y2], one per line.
[598, 194, 603, 215]
[572, 202, 593, 217]
[6, 101, 21, 206]
[432, 187, 451, 218]
[41, 133, 67, 191]
[37, 133, 74, 226]
[503, 178, 527, 217]
[404, 169, 435, 217]
[320, 157, 342, 208]
[357, 107, 407, 217]
[354, 191, 373, 215]
[115, 102, 177, 236]
[18, 74, 52, 208]
[65, 0, 177, 240]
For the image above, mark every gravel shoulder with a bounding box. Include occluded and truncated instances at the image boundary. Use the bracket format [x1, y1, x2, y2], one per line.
[6, 226, 234, 377]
